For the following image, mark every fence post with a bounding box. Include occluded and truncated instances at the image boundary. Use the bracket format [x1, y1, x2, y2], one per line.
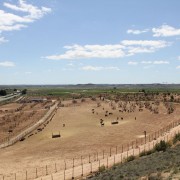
[107, 157, 108, 168]
[110, 147, 111, 157]
[36, 168, 38, 178]
[81, 162, 83, 177]
[26, 170, 27, 180]
[114, 155, 115, 165]
[72, 158, 74, 179]
[90, 162, 92, 173]
[46, 165, 48, 175]
[121, 153, 122, 164]
[55, 163, 57, 173]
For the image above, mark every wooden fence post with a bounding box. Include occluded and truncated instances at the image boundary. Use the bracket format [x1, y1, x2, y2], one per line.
[46, 165, 48, 175]
[90, 162, 92, 173]
[72, 158, 74, 179]
[36, 168, 38, 178]
[26, 170, 27, 180]
[107, 157, 108, 168]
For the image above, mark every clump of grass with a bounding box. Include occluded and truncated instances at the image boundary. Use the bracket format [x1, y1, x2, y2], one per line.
[126, 155, 136, 162]
[98, 165, 106, 172]
[139, 149, 155, 157]
[173, 133, 180, 144]
[154, 140, 171, 152]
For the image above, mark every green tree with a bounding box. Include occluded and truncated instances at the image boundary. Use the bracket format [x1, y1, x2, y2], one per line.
[22, 89, 27, 95]
[0, 90, 7, 96]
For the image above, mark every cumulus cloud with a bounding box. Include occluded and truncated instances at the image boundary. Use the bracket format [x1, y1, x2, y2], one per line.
[0, 61, 15, 67]
[45, 44, 126, 60]
[0, 0, 51, 38]
[127, 29, 149, 35]
[81, 66, 120, 71]
[44, 40, 170, 60]
[128, 61, 138, 65]
[176, 66, 180, 69]
[152, 25, 180, 37]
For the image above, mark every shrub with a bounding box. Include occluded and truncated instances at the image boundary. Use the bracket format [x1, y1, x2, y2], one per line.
[173, 133, 180, 144]
[0, 89, 7, 96]
[126, 155, 135, 162]
[139, 151, 147, 157]
[154, 140, 170, 152]
[99, 165, 106, 172]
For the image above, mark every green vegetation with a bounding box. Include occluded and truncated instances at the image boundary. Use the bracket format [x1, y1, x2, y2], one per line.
[173, 133, 180, 144]
[154, 140, 171, 152]
[0, 89, 7, 96]
[90, 144, 180, 180]
[98, 165, 106, 172]
[21, 89, 27, 95]
[126, 155, 136, 162]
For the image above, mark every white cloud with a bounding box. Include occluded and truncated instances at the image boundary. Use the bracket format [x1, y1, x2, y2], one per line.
[127, 29, 149, 35]
[128, 61, 138, 65]
[121, 40, 169, 48]
[44, 40, 170, 60]
[141, 61, 169, 65]
[152, 25, 180, 37]
[0, 0, 51, 35]
[178, 56, 180, 61]
[153, 61, 169, 64]
[0, 61, 15, 67]
[176, 66, 180, 69]
[81, 66, 120, 71]
[141, 61, 152, 64]
[0, 36, 8, 44]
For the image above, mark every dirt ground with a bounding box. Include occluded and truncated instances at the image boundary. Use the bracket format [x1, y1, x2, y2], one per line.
[0, 98, 179, 177]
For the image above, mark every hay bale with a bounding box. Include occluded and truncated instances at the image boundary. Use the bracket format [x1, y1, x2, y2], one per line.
[52, 132, 61, 138]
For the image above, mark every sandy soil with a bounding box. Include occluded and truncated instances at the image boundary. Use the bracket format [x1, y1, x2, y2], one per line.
[0, 98, 179, 178]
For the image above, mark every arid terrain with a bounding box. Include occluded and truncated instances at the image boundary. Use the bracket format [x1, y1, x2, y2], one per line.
[0, 94, 179, 179]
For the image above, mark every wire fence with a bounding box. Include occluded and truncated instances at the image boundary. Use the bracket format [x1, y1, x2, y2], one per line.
[0, 119, 179, 180]
[0, 103, 58, 149]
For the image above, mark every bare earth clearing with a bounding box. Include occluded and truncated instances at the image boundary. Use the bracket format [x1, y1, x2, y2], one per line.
[0, 98, 179, 178]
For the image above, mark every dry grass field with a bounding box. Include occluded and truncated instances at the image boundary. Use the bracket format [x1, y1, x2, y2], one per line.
[0, 96, 179, 178]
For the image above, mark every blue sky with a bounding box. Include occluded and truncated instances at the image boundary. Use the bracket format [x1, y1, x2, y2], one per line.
[0, 0, 180, 84]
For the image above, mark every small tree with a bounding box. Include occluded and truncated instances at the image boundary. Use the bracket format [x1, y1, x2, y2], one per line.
[154, 140, 170, 152]
[22, 89, 27, 95]
[0, 89, 7, 96]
